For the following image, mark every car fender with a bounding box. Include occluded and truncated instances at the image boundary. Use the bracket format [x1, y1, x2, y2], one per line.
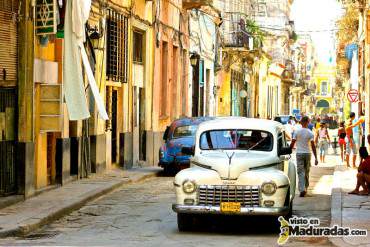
[288, 159, 296, 200]
[174, 166, 221, 186]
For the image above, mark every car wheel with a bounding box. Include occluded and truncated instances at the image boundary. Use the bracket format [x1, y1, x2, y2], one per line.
[177, 213, 193, 232]
[164, 165, 175, 175]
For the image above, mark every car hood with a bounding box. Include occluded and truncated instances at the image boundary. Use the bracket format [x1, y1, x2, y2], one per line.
[166, 137, 194, 155]
[194, 151, 280, 179]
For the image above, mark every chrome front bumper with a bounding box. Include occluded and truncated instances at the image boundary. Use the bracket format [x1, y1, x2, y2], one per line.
[172, 204, 290, 216]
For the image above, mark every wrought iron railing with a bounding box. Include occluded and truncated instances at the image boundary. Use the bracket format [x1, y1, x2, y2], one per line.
[221, 12, 251, 48]
[106, 9, 129, 83]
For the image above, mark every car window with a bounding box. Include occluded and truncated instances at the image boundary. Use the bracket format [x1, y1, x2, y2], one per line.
[278, 131, 289, 152]
[200, 129, 273, 151]
[172, 125, 198, 138]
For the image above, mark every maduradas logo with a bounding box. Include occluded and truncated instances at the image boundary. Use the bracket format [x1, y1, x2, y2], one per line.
[278, 216, 290, 245]
[277, 216, 367, 245]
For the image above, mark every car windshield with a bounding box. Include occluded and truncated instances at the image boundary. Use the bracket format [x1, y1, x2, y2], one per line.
[200, 129, 273, 151]
[172, 125, 198, 138]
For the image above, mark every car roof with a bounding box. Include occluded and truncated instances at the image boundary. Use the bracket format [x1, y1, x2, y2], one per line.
[170, 117, 215, 127]
[197, 117, 282, 133]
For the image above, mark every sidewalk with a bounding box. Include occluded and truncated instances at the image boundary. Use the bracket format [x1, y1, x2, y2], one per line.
[0, 167, 161, 238]
[330, 164, 370, 247]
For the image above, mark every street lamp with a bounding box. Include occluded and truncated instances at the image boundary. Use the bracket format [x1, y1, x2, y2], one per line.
[190, 52, 200, 67]
[87, 24, 102, 49]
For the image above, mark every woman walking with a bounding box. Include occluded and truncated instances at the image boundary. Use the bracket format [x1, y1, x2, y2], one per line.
[315, 121, 331, 163]
[338, 121, 346, 163]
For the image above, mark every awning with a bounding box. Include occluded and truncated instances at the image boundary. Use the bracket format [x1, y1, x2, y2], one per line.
[268, 63, 285, 78]
[345, 44, 358, 61]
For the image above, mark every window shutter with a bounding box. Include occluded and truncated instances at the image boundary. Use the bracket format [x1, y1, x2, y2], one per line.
[0, 2, 18, 87]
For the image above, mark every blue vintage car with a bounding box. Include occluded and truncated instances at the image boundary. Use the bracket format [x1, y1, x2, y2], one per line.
[159, 117, 214, 174]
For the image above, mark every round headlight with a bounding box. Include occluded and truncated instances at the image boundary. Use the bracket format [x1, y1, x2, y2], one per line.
[182, 180, 196, 194]
[261, 182, 277, 195]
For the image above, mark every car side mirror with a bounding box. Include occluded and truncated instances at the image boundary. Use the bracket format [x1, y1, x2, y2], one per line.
[163, 126, 170, 140]
[181, 146, 195, 156]
[279, 147, 292, 156]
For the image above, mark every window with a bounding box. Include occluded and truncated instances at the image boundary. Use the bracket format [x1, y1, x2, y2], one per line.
[160, 42, 168, 117]
[133, 31, 143, 63]
[180, 49, 188, 116]
[321, 81, 328, 95]
[200, 129, 273, 151]
[173, 125, 198, 138]
[171, 46, 178, 119]
[106, 9, 129, 83]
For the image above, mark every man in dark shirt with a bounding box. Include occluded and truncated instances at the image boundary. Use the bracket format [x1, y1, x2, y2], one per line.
[349, 148, 370, 195]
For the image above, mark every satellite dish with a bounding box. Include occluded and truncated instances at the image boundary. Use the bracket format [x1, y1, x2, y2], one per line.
[240, 90, 248, 98]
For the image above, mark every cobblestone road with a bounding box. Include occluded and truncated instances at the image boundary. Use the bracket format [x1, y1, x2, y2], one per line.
[2, 159, 337, 247]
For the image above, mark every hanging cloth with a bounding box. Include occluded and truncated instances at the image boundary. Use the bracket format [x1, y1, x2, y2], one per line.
[80, 44, 108, 120]
[63, 0, 90, 120]
[64, 0, 107, 120]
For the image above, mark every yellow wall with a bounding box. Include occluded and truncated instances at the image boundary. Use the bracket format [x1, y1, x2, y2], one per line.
[34, 39, 56, 189]
[313, 64, 336, 114]
[217, 70, 231, 116]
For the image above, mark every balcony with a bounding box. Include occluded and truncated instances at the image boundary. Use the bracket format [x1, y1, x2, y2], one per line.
[221, 13, 252, 49]
[281, 60, 295, 83]
[182, 0, 213, 9]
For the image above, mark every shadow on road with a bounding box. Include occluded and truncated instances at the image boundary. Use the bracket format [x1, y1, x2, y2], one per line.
[182, 215, 282, 235]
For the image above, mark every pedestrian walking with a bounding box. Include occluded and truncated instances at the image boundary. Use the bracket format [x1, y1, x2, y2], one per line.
[285, 117, 295, 138]
[315, 121, 331, 163]
[308, 120, 314, 131]
[315, 117, 321, 130]
[290, 116, 318, 197]
[345, 112, 364, 168]
[338, 121, 346, 163]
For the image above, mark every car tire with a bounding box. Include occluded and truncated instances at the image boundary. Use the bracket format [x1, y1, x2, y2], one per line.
[164, 165, 175, 175]
[177, 213, 193, 232]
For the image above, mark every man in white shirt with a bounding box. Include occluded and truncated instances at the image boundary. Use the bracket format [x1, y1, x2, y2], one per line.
[290, 116, 318, 197]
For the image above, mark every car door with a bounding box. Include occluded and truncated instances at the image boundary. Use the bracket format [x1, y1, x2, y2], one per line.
[278, 131, 296, 197]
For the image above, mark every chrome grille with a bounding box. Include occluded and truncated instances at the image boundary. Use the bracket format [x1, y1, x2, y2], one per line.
[198, 185, 260, 207]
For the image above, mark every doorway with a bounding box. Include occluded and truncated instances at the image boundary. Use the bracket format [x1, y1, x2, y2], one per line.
[0, 1, 18, 196]
[191, 61, 199, 117]
[0, 88, 17, 195]
[139, 88, 146, 161]
[111, 90, 118, 163]
[46, 133, 57, 185]
[205, 69, 210, 116]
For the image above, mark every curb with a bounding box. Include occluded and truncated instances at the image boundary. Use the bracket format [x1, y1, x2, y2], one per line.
[329, 165, 352, 247]
[0, 170, 159, 238]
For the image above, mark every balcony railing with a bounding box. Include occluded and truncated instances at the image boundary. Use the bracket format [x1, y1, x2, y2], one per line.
[182, 0, 213, 9]
[221, 13, 252, 49]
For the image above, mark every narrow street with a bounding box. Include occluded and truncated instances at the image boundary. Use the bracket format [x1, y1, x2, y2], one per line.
[1, 156, 337, 247]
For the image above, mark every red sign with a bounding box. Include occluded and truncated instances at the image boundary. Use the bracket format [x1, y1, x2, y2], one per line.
[347, 89, 359, 103]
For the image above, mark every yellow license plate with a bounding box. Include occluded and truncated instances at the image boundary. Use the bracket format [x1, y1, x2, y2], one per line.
[220, 202, 241, 213]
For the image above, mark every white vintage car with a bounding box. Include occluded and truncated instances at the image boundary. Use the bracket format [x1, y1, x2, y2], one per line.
[172, 117, 297, 231]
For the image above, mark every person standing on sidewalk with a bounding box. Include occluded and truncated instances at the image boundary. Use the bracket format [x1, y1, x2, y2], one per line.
[345, 112, 364, 168]
[315, 121, 331, 163]
[338, 121, 347, 163]
[290, 116, 319, 197]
